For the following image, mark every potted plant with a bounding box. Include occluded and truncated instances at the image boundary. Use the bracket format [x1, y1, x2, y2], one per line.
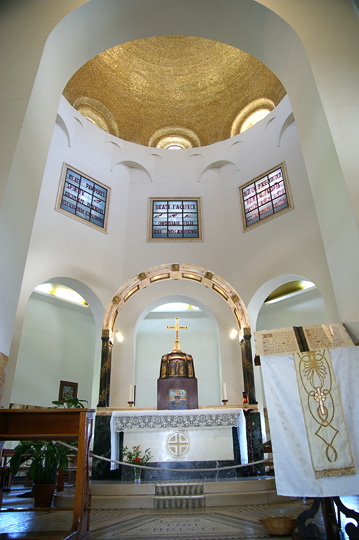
[52, 397, 88, 408]
[9, 440, 72, 507]
[122, 444, 152, 482]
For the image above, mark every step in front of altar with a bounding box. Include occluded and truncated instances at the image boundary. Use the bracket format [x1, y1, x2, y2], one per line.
[58, 477, 289, 509]
[154, 482, 205, 508]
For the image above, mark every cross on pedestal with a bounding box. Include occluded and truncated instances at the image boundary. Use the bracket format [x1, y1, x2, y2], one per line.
[167, 317, 188, 351]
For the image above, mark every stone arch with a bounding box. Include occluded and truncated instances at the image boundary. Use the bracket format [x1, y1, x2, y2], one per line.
[99, 263, 254, 406]
[103, 263, 250, 336]
[247, 273, 326, 334]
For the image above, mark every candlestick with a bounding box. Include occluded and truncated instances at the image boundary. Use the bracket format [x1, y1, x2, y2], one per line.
[127, 401, 134, 407]
[222, 399, 228, 406]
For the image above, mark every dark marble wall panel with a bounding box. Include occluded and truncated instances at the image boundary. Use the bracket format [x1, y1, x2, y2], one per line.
[250, 411, 265, 475]
[92, 415, 121, 480]
[120, 460, 238, 482]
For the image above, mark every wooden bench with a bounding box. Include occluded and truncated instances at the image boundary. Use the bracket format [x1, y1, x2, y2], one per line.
[0, 408, 95, 540]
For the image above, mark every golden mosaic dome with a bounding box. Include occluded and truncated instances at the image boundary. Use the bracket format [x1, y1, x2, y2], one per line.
[63, 36, 286, 148]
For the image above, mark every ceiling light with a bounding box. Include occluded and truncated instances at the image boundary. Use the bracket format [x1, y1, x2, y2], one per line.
[230, 328, 238, 340]
[115, 331, 124, 343]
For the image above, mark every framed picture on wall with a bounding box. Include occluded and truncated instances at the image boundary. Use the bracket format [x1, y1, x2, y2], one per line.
[58, 380, 78, 401]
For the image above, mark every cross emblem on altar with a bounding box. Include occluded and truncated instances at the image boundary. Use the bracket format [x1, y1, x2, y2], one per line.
[167, 317, 188, 351]
[167, 431, 190, 457]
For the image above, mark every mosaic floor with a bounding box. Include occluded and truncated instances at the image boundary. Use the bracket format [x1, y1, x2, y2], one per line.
[0, 486, 358, 540]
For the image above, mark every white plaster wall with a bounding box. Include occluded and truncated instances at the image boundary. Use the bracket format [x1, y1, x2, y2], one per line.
[11, 294, 95, 407]
[1, 0, 358, 380]
[2, 0, 359, 408]
[5, 90, 335, 408]
[135, 311, 221, 408]
[111, 281, 242, 407]
[256, 289, 328, 332]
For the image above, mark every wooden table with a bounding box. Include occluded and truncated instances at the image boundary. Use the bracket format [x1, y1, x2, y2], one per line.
[0, 408, 95, 540]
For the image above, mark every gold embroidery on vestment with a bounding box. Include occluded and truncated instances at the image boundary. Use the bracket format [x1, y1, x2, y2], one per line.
[294, 350, 355, 478]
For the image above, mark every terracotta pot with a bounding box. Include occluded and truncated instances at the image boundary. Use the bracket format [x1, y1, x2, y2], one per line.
[33, 483, 56, 507]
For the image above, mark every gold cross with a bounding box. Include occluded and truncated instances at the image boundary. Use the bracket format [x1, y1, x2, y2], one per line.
[167, 317, 188, 351]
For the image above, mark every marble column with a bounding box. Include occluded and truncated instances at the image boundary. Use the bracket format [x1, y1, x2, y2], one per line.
[243, 409, 264, 475]
[97, 331, 112, 407]
[240, 328, 257, 404]
[92, 415, 122, 480]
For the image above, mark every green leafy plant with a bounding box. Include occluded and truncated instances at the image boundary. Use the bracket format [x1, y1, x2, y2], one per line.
[121, 445, 152, 466]
[9, 440, 72, 484]
[52, 397, 88, 409]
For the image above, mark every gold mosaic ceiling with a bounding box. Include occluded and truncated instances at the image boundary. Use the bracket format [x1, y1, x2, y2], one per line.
[63, 36, 286, 148]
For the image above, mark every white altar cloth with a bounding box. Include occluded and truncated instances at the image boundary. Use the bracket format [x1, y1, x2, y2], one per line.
[261, 346, 359, 497]
[110, 408, 247, 469]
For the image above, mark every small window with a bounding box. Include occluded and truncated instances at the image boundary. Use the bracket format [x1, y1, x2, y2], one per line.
[56, 163, 110, 232]
[149, 198, 202, 241]
[240, 163, 293, 230]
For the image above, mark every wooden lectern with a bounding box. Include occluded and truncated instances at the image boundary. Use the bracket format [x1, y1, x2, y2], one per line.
[0, 408, 95, 540]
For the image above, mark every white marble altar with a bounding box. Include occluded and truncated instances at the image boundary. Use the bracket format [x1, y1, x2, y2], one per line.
[110, 408, 247, 469]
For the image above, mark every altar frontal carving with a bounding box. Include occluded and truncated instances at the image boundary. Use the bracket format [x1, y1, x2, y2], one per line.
[157, 317, 198, 410]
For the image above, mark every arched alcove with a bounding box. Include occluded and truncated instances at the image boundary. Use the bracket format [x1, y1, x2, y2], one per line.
[133, 296, 222, 407]
[102, 265, 251, 407]
[247, 274, 328, 334]
[11, 278, 104, 408]
[247, 274, 329, 439]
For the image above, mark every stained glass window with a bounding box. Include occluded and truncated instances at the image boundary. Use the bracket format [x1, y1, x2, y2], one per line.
[150, 198, 201, 240]
[57, 164, 109, 231]
[240, 163, 292, 230]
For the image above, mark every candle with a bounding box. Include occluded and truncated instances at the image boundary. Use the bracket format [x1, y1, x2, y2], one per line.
[222, 383, 227, 401]
[128, 384, 134, 402]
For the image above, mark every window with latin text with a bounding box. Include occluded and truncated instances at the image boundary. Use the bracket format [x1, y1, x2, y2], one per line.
[149, 198, 202, 241]
[240, 163, 292, 230]
[56, 164, 109, 232]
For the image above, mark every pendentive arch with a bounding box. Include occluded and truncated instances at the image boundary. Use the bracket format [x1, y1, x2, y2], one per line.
[99, 263, 255, 406]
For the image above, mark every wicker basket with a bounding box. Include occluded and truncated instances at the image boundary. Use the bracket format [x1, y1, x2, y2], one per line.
[259, 516, 297, 536]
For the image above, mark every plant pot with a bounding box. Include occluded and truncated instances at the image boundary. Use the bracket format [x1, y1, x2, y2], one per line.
[33, 483, 56, 507]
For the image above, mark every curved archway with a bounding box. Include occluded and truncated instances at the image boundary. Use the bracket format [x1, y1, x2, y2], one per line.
[247, 273, 327, 334]
[133, 293, 219, 336]
[12, 277, 104, 408]
[247, 273, 328, 439]
[99, 263, 253, 406]
[133, 295, 222, 407]
[103, 263, 250, 336]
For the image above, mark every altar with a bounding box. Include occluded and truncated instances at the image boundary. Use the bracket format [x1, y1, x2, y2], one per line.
[110, 407, 248, 478]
